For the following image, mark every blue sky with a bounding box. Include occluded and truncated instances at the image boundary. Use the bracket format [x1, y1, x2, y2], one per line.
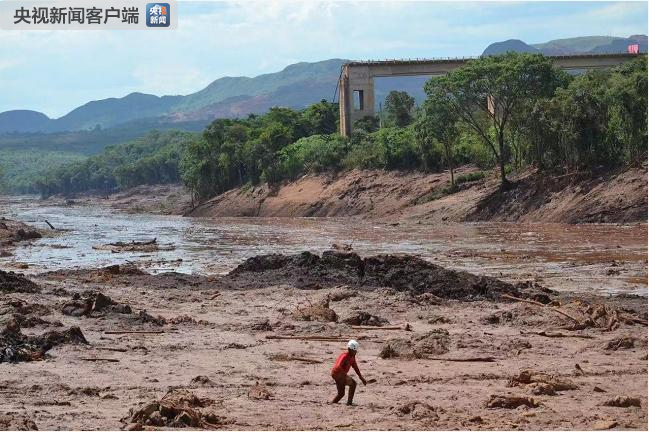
[0, 0, 647, 117]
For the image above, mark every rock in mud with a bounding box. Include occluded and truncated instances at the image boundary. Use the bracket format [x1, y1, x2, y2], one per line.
[248, 382, 273, 400]
[379, 329, 450, 359]
[602, 396, 642, 408]
[230, 251, 526, 301]
[342, 311, 389, 326]
[126, 389, 225, 428]
[0, 270, 40, 293]
[486, 395, 538, 409]
[292, 298, 337, 322]
[604, 336, 636, 351]
[0, 322, 87, 363]
[14, 229, 42, 241]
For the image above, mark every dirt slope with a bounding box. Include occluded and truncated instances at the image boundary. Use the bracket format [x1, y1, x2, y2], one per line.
[187, 166, 647, 224]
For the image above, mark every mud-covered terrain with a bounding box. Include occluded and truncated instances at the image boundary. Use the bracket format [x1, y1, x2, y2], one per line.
[1, 251, 647, 430]
[0, 217, 47, 257]
[187, 166, 647, 224]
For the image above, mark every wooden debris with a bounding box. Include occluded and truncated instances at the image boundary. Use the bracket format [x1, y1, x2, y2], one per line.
[425, 356, 496, 362]
[268, 353, 323, 364]
[351, 324, 410, 331]
[80, 357, 120, 362]
[265, 335, 356, 342]
[502, 294, 582, 323]
[45, 220, 56, 230]
[104, 330, 164, 335]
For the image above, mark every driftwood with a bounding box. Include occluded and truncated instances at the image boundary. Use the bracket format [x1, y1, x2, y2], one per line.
[522, 330, 594, 339]
[80, 357, 120, 362]
[108, 238, 157, 247]
[501, 294, 582, 323]
[95, 347, 129, 352]
[45, 220, 56, 230]
[104, 330, 164, 335]
[425, 356, 496, 362]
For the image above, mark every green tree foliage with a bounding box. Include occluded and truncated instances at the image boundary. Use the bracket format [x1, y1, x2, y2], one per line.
[424, 53, 569, 185]
[417, 94, 461, 186]
[384, 91, 415, 127]
[36, 130, 195, 197]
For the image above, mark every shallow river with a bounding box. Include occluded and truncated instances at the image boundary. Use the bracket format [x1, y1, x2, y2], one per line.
[1, 196, 647, 296]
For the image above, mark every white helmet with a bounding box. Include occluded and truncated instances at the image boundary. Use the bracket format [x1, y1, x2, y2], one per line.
[347, 339, 359, 351]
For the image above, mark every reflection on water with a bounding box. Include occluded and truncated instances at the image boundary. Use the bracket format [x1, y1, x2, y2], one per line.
[1, 196, 647, 296]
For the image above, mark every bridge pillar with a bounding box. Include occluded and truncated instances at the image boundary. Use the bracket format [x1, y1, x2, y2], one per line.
[339, 64, 375, 137]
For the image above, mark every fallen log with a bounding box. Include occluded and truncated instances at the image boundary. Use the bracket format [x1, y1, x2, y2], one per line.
[501, 294, 582, 324]
[108, 238, 157, 247]
[80, 357, 120, 362]
[268, 354, 323, 364]
[107, 331, 165, 335]
[619, 313, 648, 326]
[351, 324, 411, 331]
[266, 335, 358, 342]
[425, 356, 496, 362]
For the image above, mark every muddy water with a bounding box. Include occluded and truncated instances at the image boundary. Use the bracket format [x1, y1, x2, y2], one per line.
[1, 196, 646, 296]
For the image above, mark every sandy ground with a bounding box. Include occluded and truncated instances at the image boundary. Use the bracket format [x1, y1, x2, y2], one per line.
[186, 166, 647, 224]
[1, 252, 647, 431]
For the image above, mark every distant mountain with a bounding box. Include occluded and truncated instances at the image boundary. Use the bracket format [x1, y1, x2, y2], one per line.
[482, 39, 541, 56]
[0, 59, 345, 134]
[3, 34, 647, 136]
[0, 110, 51, 133]
[486, 34, 648, 56]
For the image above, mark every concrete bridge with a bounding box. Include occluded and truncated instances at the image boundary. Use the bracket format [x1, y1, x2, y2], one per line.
[338, 53, 642, 136]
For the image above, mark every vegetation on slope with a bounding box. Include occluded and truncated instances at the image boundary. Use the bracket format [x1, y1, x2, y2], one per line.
[32, 54, 647, 204]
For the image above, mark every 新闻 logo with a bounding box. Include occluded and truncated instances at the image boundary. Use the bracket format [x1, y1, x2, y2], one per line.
[146, 3, 170, 27]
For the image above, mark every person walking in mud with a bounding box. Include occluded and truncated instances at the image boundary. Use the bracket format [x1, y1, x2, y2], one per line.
[330, 340, 367, 406]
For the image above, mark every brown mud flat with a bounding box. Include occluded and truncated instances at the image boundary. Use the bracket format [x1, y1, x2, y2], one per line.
[45, 184, 192, 216]
[186, 166, 647, 224]
[1, 252, 647, 430]
[0, 217, 47, 257]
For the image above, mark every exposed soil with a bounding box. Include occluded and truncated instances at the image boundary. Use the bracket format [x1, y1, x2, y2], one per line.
[186, 166, 647, 224]
[0, 252, 646, 430]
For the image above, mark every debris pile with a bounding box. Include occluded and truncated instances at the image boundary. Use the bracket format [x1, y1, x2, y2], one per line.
[508, 370, 578, 395]
[230, 250, 529, 300]
[0, 413, 38, 431]
[93, 238, 174, 253]
[133, 310, 210, 326]
[602, 396, 642, 408]
[125, 389, 226, 429]
[394, 401, 440, 421]
[0, 270, 40, 293]
[0, 320, 87, 363]
[486, 395, 539, 409]
[62, 291, 132, 317]
[604, 336, 637, 351]
[379, 329, 450, 359]
[342, 311, 389, 327]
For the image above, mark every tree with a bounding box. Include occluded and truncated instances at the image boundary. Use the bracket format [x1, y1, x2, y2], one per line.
[302, 99, 338, 135]
[424, 52, 567, 186]
[384, 91, 415, 127]
[417, 95, 460, 187]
